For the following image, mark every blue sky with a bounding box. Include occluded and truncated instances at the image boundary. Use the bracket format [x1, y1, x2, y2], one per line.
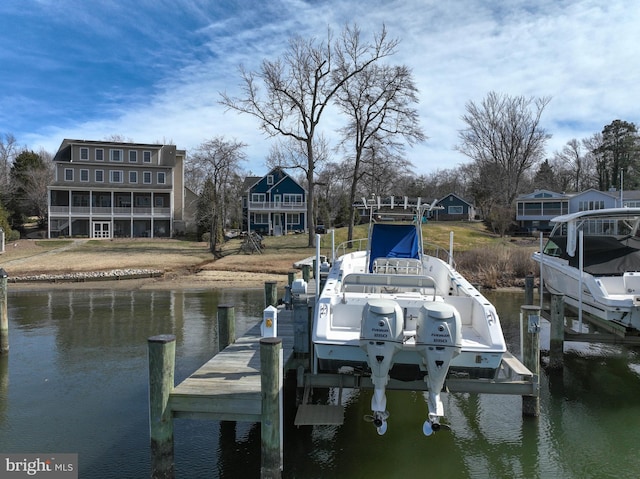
[1, 0, 638, 175]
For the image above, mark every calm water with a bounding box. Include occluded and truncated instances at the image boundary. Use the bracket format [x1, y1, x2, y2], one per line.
[2, 288, 640, 478]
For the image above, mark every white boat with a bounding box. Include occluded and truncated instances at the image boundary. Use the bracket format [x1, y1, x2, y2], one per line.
[312, 197, 507, 436]
[532, 207, 640, 330]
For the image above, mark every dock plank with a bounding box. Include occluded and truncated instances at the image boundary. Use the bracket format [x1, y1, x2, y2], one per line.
[170, 309, 295, 421]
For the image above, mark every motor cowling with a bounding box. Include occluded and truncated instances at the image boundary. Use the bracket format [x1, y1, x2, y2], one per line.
[415, 302, 462, 422]
[360, 299, 404, 417]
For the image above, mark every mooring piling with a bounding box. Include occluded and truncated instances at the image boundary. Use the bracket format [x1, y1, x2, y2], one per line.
[148, 334, 176, 479]
[265, 281, 278, 308]
[217, 304, 236, 351]
[260, 337, 283, 479]
[0, 268, 8, 354]
[520, 305, 541, 417]
[548, 293, 565, 369]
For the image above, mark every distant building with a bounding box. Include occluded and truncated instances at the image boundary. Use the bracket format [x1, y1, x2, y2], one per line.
[241, 167, 307, 235]
[433, 193, 476, 221]
[47, 139, 192, 238]
[515, 188, 634, 233]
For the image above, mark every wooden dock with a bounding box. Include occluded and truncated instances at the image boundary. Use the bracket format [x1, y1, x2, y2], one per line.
[170, 311, 295, 422]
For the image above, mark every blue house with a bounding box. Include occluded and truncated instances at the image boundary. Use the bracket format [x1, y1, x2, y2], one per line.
[433, 193, 476, 221]
[242, 167, 307, 235]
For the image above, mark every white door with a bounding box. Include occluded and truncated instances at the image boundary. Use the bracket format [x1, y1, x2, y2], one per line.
[273, 214, 282, 236]
[92, 222, 111, 239]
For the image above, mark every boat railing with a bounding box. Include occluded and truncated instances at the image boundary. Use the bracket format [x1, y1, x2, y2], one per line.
[340, 273, 439, 299]
[423, 241, 456, 269]
[372, 258, 423, 275]
[335, 238, 368, 258]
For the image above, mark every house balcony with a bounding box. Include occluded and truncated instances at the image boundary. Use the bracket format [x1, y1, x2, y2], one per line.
[49, 205, 171, 217]
[248, 201, 307, 212]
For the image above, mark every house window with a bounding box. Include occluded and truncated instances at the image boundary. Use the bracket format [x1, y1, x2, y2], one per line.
[251, 193, 266, 202]
[143, 151, 152, 163]
[110, 170, 123, 183]
[155, 196, 164, 207]
[95, 170, 104, 182]
[283, 194, 303, 204]
[254, 213, 269, 224]
[110, 149, 123, 162]
[80, 169, 89, 182]
[448, 206, 463, 215]
[157, 172, 166, 184]
[287, 213, 300, 224]
[129, 171, 138, 183]
[95, 149, 104, 161]
[80, 148, 89, 160]
[129, 150, 137, 162]
[64, 168, 74, 181]
[267, 175, 274, 185]
[143, 171, 152, 184]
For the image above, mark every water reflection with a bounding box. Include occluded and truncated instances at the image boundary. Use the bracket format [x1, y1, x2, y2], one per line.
[3, 288, 640, 478]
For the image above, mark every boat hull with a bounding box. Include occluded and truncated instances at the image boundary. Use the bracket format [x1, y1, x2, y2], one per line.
[534, 251, 640, 329]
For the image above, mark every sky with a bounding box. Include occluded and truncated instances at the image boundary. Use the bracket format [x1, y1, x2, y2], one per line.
[0, 0, 638, 176]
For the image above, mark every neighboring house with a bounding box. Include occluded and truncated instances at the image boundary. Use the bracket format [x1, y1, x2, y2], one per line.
[433, 193, 476, 221]
[48, 139, 190, 239]
[241, 168, 307, 235]
[515, 188, 625, 233]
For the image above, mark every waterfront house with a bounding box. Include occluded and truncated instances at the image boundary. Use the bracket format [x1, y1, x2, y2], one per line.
[433, 193, 476, 221]
[241, 167, 307, 235]
[48, 139, 189, 239]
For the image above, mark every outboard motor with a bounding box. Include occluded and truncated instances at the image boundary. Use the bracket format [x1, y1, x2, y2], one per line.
[416, 302, 462, 436]
[360, 299, 404, 435]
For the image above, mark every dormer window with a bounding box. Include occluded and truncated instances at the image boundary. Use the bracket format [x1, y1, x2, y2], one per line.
[80, 147, 89, 160]
[267, 175, 274, 185]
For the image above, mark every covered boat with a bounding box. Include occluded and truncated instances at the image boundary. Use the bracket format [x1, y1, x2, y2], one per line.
[312, 197, 507, 435]
[532, 207, 640, 330]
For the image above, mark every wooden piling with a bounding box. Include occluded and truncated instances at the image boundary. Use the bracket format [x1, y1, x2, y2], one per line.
[0, 269, 8, 355]
[265, 281, 278, 308]
[524, 274, 534, 305]
[301, 264, 310, 283]
[287, 270, 297, 287]
[148, 334, 176, 479]
[217, 305, 236, 351]
[260, 337, 283, 479]
[521, 305, 540, 417]
[548, 293, 565, 369]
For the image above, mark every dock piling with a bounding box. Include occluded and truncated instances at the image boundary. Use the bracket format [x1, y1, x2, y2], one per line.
[0, 268, 8, 354]
[265, 281, 278, 308]
[217, 305, 236, 351]
[524, 274, 534, 305]
[520, 305, 541, 417]
[548, 293, 565, 369]
[148, 334, 176, 479]
[260, 337, 283, 479]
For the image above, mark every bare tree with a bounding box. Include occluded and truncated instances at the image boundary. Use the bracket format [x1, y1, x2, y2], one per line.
[335, 62, 425, 240]
[188, 137, 246, 253]
[0, 133, 18, 204]
[456, 92, 552, 220]
[220, 24, 398, 247]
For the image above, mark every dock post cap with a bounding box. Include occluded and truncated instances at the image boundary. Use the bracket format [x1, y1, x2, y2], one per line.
[0, 268, 7, 279]
[148, 334, 176, 343]
[520, 305, 541, 312]
[260, 337, 282, 345]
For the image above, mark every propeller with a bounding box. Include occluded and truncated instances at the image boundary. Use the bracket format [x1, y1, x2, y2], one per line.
[364, 411, 390, 435]
[422, 419, 451, 436]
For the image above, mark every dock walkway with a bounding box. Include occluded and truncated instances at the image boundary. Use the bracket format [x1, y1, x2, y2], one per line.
[170, 309, 295, 423]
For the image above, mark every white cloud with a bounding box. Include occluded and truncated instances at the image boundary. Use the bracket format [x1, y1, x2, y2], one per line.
[5, 0, 640, 176]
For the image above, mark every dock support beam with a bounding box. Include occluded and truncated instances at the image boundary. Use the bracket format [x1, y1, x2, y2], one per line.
[548, 293, 565, 369]
[0, 268, 8, 354]
[217, 305, 236, 351]
[148, 334, 176, 479]
[265, 281, 278, 308]
[260, 337, 283, 479]
[521, 305, 540, 417]
[524, 273, 534, 305]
